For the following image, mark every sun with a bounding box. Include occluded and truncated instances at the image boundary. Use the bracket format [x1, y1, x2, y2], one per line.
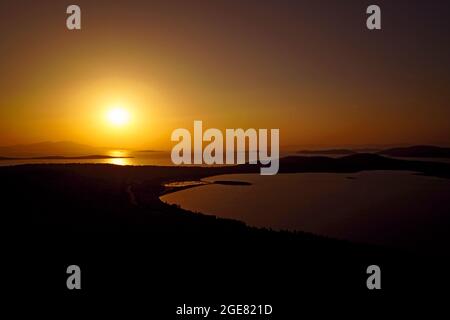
[106, 107, 130, 126]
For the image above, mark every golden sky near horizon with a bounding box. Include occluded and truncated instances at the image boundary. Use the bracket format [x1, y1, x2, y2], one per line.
[0, 0, 449, 150]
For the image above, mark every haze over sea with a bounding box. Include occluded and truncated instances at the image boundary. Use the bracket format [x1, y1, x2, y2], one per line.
[0, 149, 297, 167]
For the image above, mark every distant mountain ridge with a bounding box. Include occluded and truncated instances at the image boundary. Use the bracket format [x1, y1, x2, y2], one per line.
[2, 142, 450, 159]
[378, 145, 450, 158]
[298, 145, 450, 159]
[0, 155, 132, 160]
[297, 149, 356, 155]
[0, 141, 105, 157]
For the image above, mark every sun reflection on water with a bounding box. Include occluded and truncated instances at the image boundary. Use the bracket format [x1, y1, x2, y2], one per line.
[108, 157, 131, 166]
[106, 150, 132, 166]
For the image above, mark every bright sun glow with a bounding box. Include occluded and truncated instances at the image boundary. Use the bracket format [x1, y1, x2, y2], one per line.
[107, 107, 130, 126]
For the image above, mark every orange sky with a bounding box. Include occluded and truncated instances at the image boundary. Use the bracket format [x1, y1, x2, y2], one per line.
[1, 0, 449, 150]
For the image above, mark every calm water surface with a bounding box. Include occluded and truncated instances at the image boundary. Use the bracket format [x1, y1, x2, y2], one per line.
[0, 151, 173, 166]
[161, 171, 450, 253]
[0, 150, 296, 166]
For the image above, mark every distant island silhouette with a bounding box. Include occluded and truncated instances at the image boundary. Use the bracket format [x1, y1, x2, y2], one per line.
[298, 145, 450, 159]
[0, 141, 102, 157]
[298, 149, 356, 155]
[378, 145, 450, 158]
[3, 141, 449, 160]
[0, 155, 133, 160]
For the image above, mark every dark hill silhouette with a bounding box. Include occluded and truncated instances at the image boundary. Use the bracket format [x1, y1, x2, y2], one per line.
[379, 145, 450, 158]
[3, 154, 449, 235]
[2, 155, 449, 299]
[277, 154, 450, 178]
